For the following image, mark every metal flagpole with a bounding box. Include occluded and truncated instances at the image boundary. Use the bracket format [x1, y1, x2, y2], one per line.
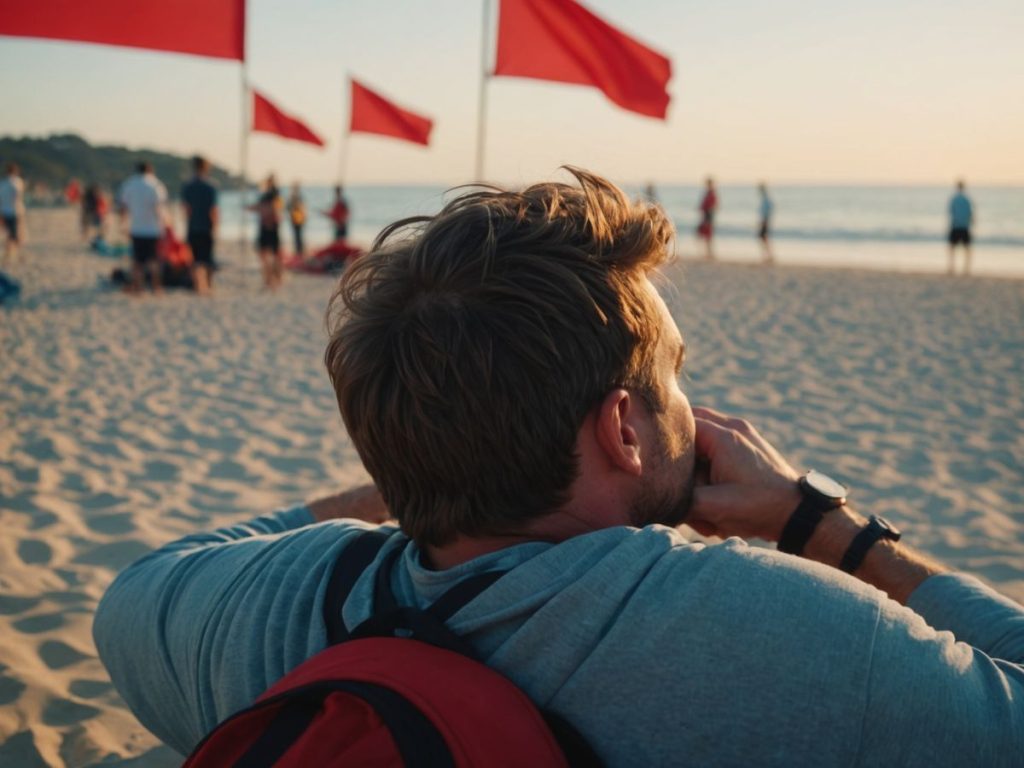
[239, 67, 249, 260]
[337, 76, 350, 185]
[474, 0, 492, 182]
[238, 0, 250, 265]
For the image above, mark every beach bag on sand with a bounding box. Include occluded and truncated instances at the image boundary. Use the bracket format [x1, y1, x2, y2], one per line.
[184, 531, 600, 768]
[158, 225, 193, 269]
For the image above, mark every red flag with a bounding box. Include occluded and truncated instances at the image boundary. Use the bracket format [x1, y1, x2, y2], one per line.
[0, 0, 245, 61]
[494, 0, 671, 119]
[252, 90, 325, 147]
[350, 80, 433, 146]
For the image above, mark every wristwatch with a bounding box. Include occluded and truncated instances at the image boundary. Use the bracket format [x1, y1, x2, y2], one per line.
[840, 515, 902, 573]
[777, 470, 848, 555]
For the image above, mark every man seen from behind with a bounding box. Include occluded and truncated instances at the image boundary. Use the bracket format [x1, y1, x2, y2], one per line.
[95, 168, 1024, 765]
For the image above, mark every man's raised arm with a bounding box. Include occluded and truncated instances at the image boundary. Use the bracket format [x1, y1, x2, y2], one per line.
[686, 406, 1024, 763]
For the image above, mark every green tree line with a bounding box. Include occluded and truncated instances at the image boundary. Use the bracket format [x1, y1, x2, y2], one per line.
[0, 133, 239, 201]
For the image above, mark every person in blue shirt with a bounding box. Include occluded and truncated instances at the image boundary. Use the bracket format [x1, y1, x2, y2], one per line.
[947, 179, 974, 276]
[757, 181, 774, 264]
[95, 168, 1024, 765]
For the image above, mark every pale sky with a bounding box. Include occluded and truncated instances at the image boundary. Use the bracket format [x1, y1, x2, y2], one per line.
[1, 0, 1022, 185]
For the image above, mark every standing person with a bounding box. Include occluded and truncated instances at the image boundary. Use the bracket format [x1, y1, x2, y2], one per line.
[947, 179, 974, 276]
[697, 176, 717, 260]
[95, 169, 1024, 765]
[118, 162, 168, 294]
[757, 182, 774, 264]
[181, 156, 219, 296]
[82, 183, 108, 242]
[0, 163, 26, 266]
[287, 183, 306, 257]
[65, 178, 82, 206]
[325, 185, 350, 241]
[251, 174, 283, 290]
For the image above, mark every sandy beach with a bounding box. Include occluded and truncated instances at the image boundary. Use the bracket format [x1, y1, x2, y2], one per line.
[1, 207, 1022, 767]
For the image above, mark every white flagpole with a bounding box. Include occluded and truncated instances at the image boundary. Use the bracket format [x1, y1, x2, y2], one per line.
[474, 0, 492, 182]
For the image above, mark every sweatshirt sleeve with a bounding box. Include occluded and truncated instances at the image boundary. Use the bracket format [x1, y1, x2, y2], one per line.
[855, 574, 1024, 766]
[92, 505, 391, 755]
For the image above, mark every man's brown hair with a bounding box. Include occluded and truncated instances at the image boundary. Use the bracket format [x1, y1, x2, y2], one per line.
[325, 168, 674, 545]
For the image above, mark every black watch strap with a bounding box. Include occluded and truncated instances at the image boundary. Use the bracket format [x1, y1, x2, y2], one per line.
[840, 515, 902, 574]
[777, 498, 828, 555]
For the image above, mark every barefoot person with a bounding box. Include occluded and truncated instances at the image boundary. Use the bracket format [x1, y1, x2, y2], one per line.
[181, 156, 219, 295]
[251, 175, 283, 290]
[697, 176, 717, 260]
[757, 181, 774, 264]
[117, 162, 167, 294]
[947, 179, 975, 276]
[0, 163, 26, 266]
[96, 169, 1024, 765]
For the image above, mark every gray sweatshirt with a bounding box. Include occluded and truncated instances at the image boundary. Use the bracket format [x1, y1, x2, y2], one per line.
[94, 505, 1024, 766]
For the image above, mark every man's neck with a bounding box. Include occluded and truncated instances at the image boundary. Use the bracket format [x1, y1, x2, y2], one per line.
[424, 534, 539, 570]
[423, 507, 608, 570]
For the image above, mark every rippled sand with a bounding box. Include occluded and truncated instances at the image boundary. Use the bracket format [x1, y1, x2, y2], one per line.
[1, 208, 1022, 766]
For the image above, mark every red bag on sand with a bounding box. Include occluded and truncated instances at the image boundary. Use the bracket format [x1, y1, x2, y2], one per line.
[185, 532, 599, 768]
[158, 226, 193, 268]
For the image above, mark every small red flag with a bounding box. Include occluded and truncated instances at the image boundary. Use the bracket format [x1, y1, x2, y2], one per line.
[350, 80, 433, 147]
[251, 90, 325, 148]
[494, 0, 671, 119]
[0, 0, 245, 61]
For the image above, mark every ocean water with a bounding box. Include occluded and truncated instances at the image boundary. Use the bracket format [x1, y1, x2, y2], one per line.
[217, 184, 1024, 278]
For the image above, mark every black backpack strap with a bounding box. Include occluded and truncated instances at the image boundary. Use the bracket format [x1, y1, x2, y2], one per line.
[348, 542, 508, 659]
[322, 529, 392, 645]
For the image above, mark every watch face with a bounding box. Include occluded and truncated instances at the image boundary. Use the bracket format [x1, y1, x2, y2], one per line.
[805, 469, 847, 500]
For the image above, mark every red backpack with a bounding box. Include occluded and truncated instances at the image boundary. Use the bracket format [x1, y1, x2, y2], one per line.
[184, 531, 600, 767]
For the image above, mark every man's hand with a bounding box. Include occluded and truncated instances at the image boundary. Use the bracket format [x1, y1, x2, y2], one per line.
[307, 484, 393, 525]
[687, 407, 801, 541]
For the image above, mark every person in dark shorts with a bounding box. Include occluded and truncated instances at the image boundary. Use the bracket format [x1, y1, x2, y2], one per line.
[181, 156, 219, 295]
[947, 180, 974, 276]
[117, 162, 167, 293]
[250, 175, 283, 290]
[757, 182, 774, 264]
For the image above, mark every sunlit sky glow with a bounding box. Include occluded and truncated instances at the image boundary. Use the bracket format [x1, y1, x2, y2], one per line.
[1, 0, 1022, 185]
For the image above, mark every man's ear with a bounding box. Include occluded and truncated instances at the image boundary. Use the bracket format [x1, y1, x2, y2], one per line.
[595, 389, 643, 476]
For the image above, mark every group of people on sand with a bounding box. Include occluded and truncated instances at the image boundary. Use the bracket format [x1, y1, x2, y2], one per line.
[690, 177, 976, 273]
[112, 158, 218, 296]
[90, 159, 353, 295]
[247, 176, 350, 291]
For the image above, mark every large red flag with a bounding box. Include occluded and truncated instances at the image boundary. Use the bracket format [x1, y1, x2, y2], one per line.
[350, 80, 433, 146]
[494, 0, 671, 119]
[0, 0, 245, 61]
[252, 91, 325, 147]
